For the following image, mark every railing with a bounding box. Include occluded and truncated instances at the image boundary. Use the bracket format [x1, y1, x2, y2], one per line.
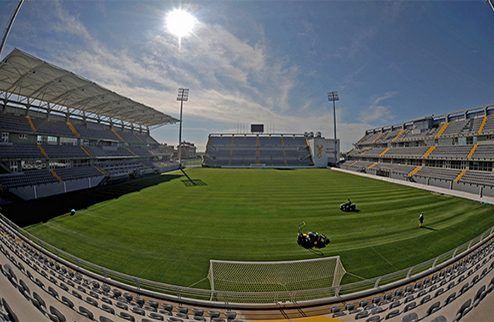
[0, 212, 493, 309]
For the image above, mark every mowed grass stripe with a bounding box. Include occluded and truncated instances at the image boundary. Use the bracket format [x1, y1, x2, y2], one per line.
[25, 168, 494, 288]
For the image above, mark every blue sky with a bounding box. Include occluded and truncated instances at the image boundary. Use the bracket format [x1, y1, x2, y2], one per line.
[1, 0, 493, 152]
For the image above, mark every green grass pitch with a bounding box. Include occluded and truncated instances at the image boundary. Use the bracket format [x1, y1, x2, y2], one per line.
[24, 168, 494, 289]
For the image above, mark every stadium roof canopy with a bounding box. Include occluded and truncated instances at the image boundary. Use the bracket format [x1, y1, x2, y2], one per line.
[0, 49, 178, 128]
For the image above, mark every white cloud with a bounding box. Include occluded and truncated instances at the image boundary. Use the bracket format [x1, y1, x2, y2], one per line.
[20, 2, 369, 153]
[359, 92, 396, 124]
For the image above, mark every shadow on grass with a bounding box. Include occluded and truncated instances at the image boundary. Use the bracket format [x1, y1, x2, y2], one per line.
[421, 226, 438, 231]
[2, 173, 182, 227]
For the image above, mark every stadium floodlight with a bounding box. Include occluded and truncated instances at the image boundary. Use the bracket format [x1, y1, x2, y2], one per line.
[177, 88, 189, 167]
[328, 91, 339, 165]
[486, 0, 494, 11]
[0, 0, 27, 58]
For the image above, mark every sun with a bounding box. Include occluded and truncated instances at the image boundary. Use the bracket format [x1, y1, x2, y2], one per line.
[166, 9, 197, 39]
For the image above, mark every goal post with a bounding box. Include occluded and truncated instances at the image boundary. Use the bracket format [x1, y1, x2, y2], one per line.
[207, 256, 346, 294]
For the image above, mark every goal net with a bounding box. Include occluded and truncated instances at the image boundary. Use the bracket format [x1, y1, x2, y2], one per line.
[207, 256, 346, 294]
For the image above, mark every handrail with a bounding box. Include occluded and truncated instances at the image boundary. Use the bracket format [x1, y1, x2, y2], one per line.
[0, 212, 492, 309]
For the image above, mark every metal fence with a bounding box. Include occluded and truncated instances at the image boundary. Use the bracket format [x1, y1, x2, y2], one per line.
[1, 212, 492, 308]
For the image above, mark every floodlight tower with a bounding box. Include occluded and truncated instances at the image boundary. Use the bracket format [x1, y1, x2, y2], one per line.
[0, 0, 27, 58]
[177, 88, 189, 167]
[328, 91, 339, 165]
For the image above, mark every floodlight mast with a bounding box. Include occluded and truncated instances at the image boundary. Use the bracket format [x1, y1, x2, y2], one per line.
[177, 88, 189, 167]
[328, 91, 339, 166]
[0, 0, 27, 59]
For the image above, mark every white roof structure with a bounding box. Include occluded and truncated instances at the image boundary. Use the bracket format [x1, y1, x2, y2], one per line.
[0, 48, 178, 128]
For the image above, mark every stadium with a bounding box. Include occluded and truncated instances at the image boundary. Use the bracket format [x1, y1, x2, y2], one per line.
[1, 47, 494, 322]
[2, 1, 494, 321]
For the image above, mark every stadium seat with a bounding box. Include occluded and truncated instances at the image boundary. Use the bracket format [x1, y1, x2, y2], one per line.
[389, 301, 401, 310]
[224, 311, 237, 320]
[135, 296, 145, 306]
[101, 284, 111, 294]
[86, 297, 99, 307]
[61, 296, 75, 310]
[112, 289, 122, 298]
[101, 304, 115, 315]
[372, 296, 382, 304]
[131, 307, 145, 316]
[101, 297, 112, 305]
[177, 305, 188, 314]
[149, 312, 165, 321]
[419, 294, 431, 305]
[123, 292, 133, 302]
[429, 316, 447, 322]
[49, 306, 67, 322]
[116, 302, 128, 311]
[356, 311, 370, 320]
[33, 292, 47, 312]
[79, 306, 94, 320]
[119, 312, 136, 322]
[366, 316, 382, 322]
[442, 292, 457, 307]
[423, 301, 441, 318]
[385, 309, 400, 320]
[191, 308, 204, 316]
[100, 316, 115, 322]
[1, 298, 19, 322]
[162, 303, 173, 312]
[208, 310, 221, 318]
[453, 299, 472, 322]
[434, 288, 445, 298]
[158, 310, 173, 316]
[331, 305, 342, 313]
[474, 286, 487, 307]
[401, 312, 418, 322]
[144, 305, 157, 312]
[403, 302, 416, 313]
[168, 317, 184, 322]
[148, 300, 159, 309]
[193, 317, 207, 321]
[71, 290, 82, 300]
[59, 283, 69, 292]
[212, 319, 226, 322]
[176, 313, 189, 319]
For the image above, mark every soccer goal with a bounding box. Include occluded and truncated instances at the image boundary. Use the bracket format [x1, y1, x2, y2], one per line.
[207, 256, 346, 295]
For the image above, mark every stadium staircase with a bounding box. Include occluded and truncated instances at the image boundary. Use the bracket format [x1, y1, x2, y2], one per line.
[421, 146, 436, 158]
[478, 116, 488, 134]
[435, 122, 450, 138]
[391, 129, 405, 142]
[408, 166, 423, 177]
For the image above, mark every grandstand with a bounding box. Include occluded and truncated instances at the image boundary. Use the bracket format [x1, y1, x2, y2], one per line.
[343, 103, 494, 198]
[0, 49, 180, 201]
[203, 133, 315, 168]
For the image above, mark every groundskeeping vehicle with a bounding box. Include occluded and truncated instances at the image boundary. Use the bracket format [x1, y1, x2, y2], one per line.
[340, 201, 356, 211]
[297, 222, 330, 250]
